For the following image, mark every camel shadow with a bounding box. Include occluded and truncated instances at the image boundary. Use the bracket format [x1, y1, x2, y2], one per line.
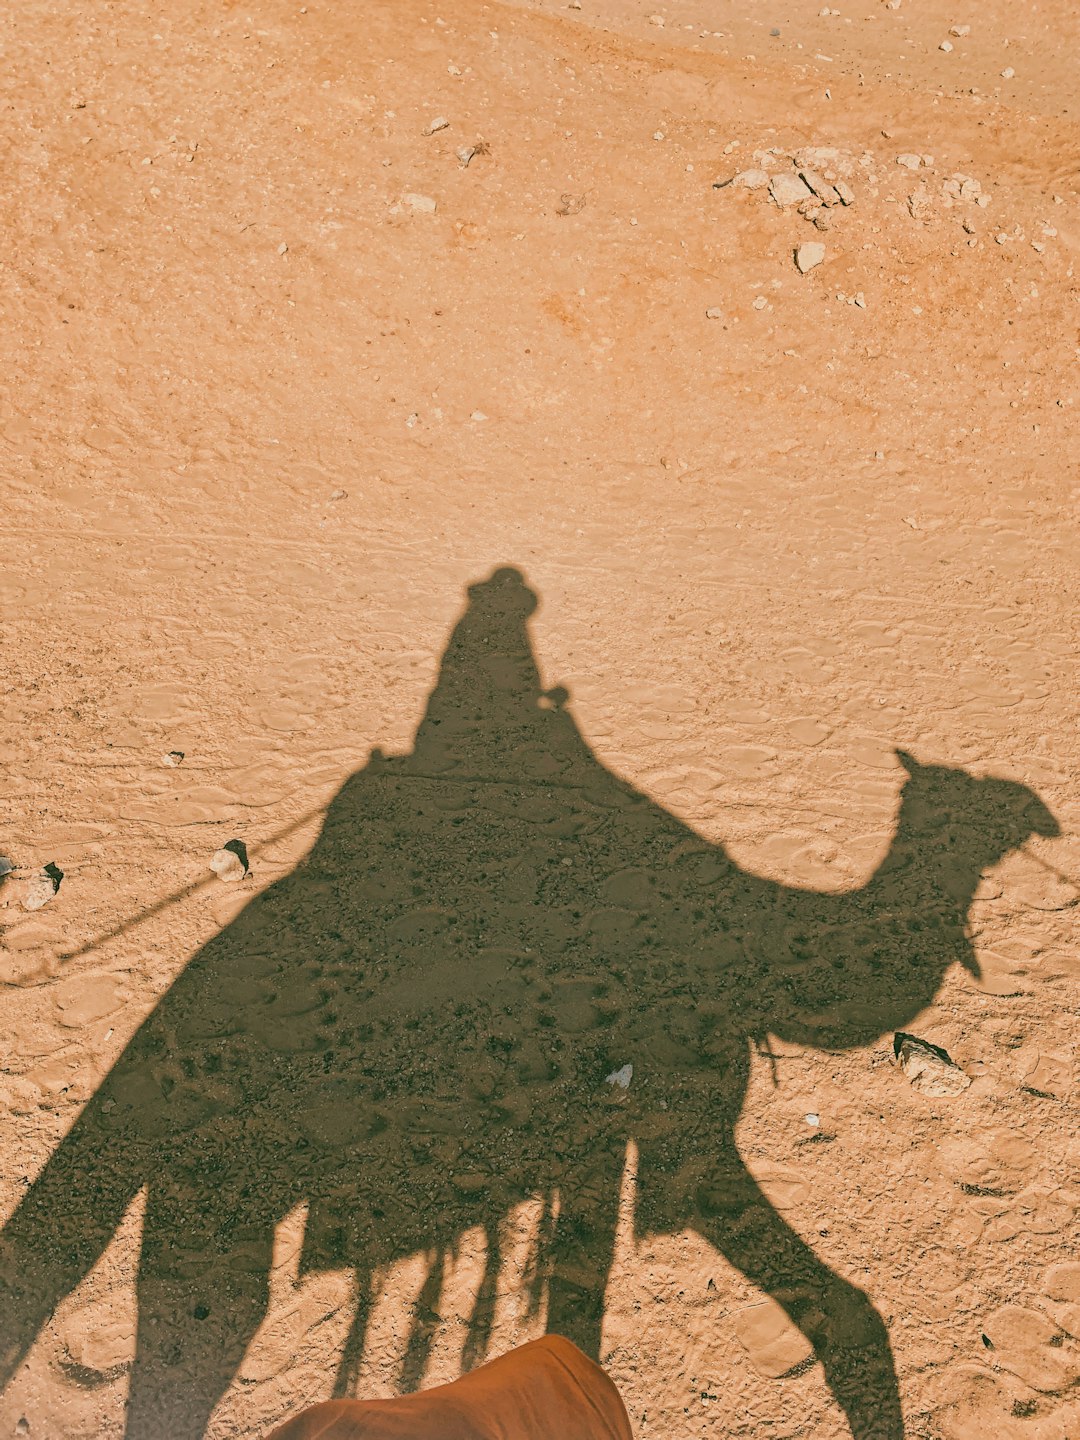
[0, 567, 1059, 1440]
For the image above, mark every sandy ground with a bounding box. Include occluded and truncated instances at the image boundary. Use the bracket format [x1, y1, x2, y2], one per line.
[1, 0, 1078, 1437]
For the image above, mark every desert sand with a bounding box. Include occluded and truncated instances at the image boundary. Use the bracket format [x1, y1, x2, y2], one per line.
[1, 0, 1077, 1437]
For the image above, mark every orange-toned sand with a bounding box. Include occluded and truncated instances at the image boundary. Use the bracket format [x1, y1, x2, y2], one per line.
[1, 1, 1077, 1438]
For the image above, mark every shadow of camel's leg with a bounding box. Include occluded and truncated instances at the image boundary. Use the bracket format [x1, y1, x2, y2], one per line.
[697, 1148, 903, 1440]
[545, 1144, 624, 1360]
[0, 1114, 142, 1385]
[124, 1181, 273, 1440]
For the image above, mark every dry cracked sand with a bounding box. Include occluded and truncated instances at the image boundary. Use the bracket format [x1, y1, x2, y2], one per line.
[1, 0, 1078, 1437]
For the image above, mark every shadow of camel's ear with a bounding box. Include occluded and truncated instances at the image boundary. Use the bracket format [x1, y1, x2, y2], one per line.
[895, 748, 919, 775]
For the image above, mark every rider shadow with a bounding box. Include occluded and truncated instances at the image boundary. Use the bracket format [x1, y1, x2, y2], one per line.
[0, 566, 1059, 1440]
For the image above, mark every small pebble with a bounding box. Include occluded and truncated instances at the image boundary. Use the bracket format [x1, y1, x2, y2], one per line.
[1000, 66, 1015, 79]
[471, 410, 488, 422]
[210, 846, 247, 883]
[277, 242, 288, 255]
[769, 172, 814, 208]
[893, 1032, 971, 1097]
[0, 855, 14, 879]
[950, 23, 970, 36]
[805, 1112, 820, 1126]
[705, 307, 723, 319]
[795, 240, 826, 273]
[832, 179, 855, 205]
[752, 295, 768, 310]
[727, 168, 769, 190]
[22, 868, 62, 912]
[896, 153, 922, 170]
[456, 144, 479, 166]
[996, 232, 1008, 244]
[162, 750, 185, 766]
[605, 1063, 633, 1089]
[938, 40, 953, 53]
[329, 488, 347, 501]
[404, 192, 437, 213]
[423, 116, 449, 135]
[648, 13, 664, 25]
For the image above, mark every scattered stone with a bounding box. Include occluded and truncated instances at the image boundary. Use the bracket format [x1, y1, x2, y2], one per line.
[893, 1032, 971, 1097]
[22, 865, 63, 911]
[995, 232, 1009, 245]
[705, 307, 724, 319]
[795, 240, 826, 273]
[896, 153, 922, 170]
[456, 141, 488, 167]
[210, 842, 248, 883]
[812, 210, 832, 231]
[752, 295, 768, 310]
[555, 193, 586, 216]
[728, 168, 770, 190]
[404, 192, 437, 213]
[277, 241, 288, 255]
[1001, 66, 1015, 79]
[16, 1421, 29, 1437]
[769, 172, 813, 207]
[423, 116, 449, 135]
[832, 179, 855, 205]
[329, 488, 347, 501]
[0, 855, 14, 879]
[605, 1063, 633, 1089]
[162, 750, 185, 766]
[799, 168, 841, 205]
[805, 1112, 820, 1126]
[470, 410, 488, 422]
[950, 23, 971, 36]
[939, 40, 953, 52]
[647, 13, 664, 26]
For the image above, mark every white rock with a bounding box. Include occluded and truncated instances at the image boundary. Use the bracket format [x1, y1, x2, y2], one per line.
[471, 410, 488, 422]
[799, 168, 840, 204]
[950, 24, 970, 36]
[939, 40, 953, 53]
[404, 192, 437, 213]
[769, 172, 813, 207]
[896, 153, 922, 170]
[1001, 66, 1015, 79]
[805, 1112, 820, 1126]
[457, 144, 479, 166]
[752, 295, 768, 310]
[22, 870, 60, 911]
[832, 179, 855, 205]
[705, 307, 723, 319]
[423, 116, 449, 135]
[210, 848, 247, 883]
[648, 13, 664, 26]
[731, 168, 770, 190]
[277, 241, 288, 255]
[162, 750, 185, 766]
[605, 1064, 633, 1089]
[795, 241, 826, 273]
[893, 1033, 970, 1097]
